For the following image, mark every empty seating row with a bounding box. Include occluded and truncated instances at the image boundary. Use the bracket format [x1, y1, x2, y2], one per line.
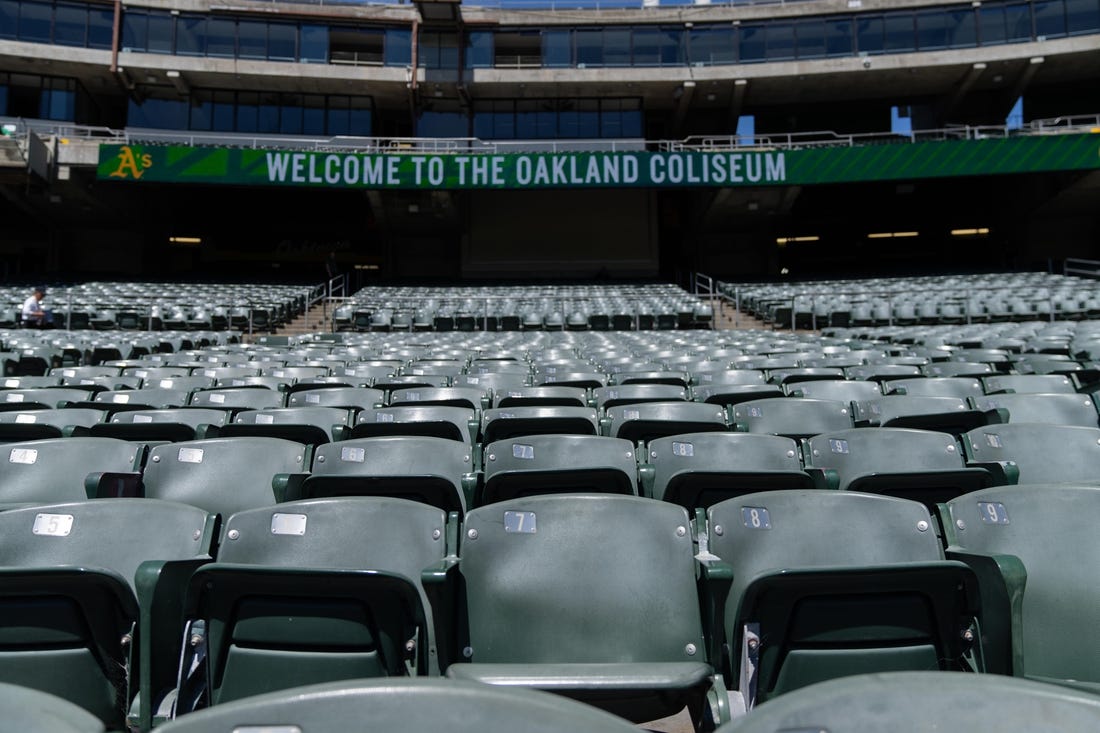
[6, 417, 1100, 521]
[5, 484, 1100, 731]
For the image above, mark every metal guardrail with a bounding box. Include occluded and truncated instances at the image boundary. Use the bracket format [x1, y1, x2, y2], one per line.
[1064, 258, 1100, 279]
[4, 113, 1099, 157]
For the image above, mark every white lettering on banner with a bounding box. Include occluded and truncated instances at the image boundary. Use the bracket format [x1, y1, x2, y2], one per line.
[363, 157, 385, 185]
[263, 150, 785, 188]
[428, 157, 445, 185]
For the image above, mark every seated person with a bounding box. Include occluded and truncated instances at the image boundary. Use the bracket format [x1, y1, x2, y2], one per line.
[21, 285, 52, 328]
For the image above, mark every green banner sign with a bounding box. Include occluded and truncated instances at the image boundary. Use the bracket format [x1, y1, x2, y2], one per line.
[98, 133, 1100, 189]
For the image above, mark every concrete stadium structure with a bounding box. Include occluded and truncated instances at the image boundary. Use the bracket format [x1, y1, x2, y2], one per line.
[1, 0, 1099, 284]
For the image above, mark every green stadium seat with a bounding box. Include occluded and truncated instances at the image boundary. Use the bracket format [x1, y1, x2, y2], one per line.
[297, 435, 475, 514]
[730, 398, 853, 439]
[980, 373, 1078, 395]
[940, 484, 1100, 688]
[850, 395, 992, 436]
[0, 436, 146, 509]
[447, 494, 731, 730]
[639, 432, 814, 510]
[157, 678, 641, 733]
[172, 497, 455, 715]
[480, 405, 600, 443]
[716, 671, 1100, 733]
[883, 376, 985, 398]
[216, 406, 353, 445]
[968, 392, 1100, 428]
[783, 379, 882, 402]
[284, 386, 385, 412]
[0, 498, 217, 731]
[960, 423, 1100, 485]
[90, 407, 230, 442]
[0, 681, 107, 733]
[602, 401, 728, 445]
[477, 434, 639, 506]
[139, 437, 310, 518]
[706, 490, 986, 709]
[188, 387, 285, 413]
[802, 427, 997, 509]
[0, 407, 107, 441]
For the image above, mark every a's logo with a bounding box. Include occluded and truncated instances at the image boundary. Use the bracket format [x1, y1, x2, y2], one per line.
[108, 145, 152, 179]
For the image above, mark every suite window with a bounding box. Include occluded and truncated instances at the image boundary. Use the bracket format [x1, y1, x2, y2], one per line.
[238, 20, 268, 60]
[1066, 0, 1100, 33]
[466, 30, 493, 68]
[575, 29, 603, 66]
[257, 94, 280, 134]
[0, 0, 17, 40]
[883, 12, 916, 52]
[18, 1, 52, 44]
[420, 32, 459, 69]
[176, 14, 205, 57]
[206, 17, 235, 57]
[542, 30, 571, 67]
[688, 26, 736, 66]
[300, 24, 326, 63]
[330, 28, 384, 66]
[795, 18, 827, 59]
[146, 10, 173, 54]
[516, 99, 557, 138]
[1005, 2, 1034, 41]
[121, 9, 147, 51]
[916, 10, 949, 49]
[384, 28, 411, 66]
[491, 30, 539, 68]
[739, 23, 766, 62]
[128, 95, 188, 129]
[825, 18, 854, 56]
[302, 95, 325, 134]
[40, 78, 74, 120]
[1034, 0, 1068, 38]
[212, 90, 235, 132]
[856, 15, 885, 54]
[237, 92, 259, 133]
[602, 28, 630, 66]
[765, 22, 795, 61]
[634, 26, 682, 66]
[88, 5, 111, 48]
[54, 3, 87, 47]
[280, 94, 303, 134]
[944, 8, 977, 47]
[268, 22, 296, 61]
[189, 91, 213, 131]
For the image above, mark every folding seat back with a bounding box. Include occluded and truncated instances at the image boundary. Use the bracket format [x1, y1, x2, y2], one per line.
[478, 434, 638, 506]
[0, 498, 216, 731]
[388, 386, 488, 412]
[217, 406, 352, 445]
[0, 387, 94, 411]
[592, 384, 690, 411]
[188, 387, 285, 413]
[730, 398, 853, 439]
[980, 373, 1077, 395]
[803, 427, 995, 508]
[173, 497, 453, 713]
[941, 484, 1100, 686]
[783, 379, 882, 402]
[285, 386, 385, 412]
[481, 406, 600, 444]
[609, 370, 690, 388]
[141, 437, 309, 518]
[718, 671, 1100, 733]
[491, 385, 588, 409]
[300, 436, 474, 514]
[350, 405, 477, 445]
[0, 375, 63, 389]
[851, 395, 991, 436]
[922, 361, 996, 379]
[603, 401, 728, 445]
[884, 376, 984, 399]
[640, 432, 813, 510]
[90, 408, 230, 442]
[707, 490, 985, 709]
[960, 423, 1100, 485]
[93, 388, 193, 411]
[691, 383, 786, 407]
[0, 437, 145, 509]
[969, 392, 1100, 428]
[138, 376, 217, 393]
[448, 494, 730, 729]
[0, 407, 106, 441]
